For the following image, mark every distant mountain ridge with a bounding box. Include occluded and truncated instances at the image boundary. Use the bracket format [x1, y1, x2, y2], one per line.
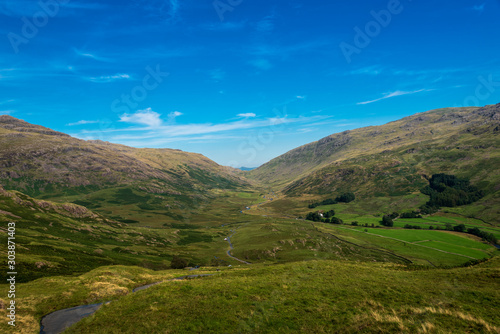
[239, 167, 257, 171]
[0, 115, 247, 212]
[248, 104, 500, 223]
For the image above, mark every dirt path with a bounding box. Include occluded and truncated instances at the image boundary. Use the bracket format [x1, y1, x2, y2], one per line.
[226, 227, 251, 264]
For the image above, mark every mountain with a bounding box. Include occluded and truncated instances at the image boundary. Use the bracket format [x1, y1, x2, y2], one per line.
[248, 104, 500, 223]
[239, 167, 257, 171]
[0, 115, 248, 224]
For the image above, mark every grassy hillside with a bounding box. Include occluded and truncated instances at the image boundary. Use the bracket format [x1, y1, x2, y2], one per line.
[248, 104, 500, 224]
[32, 259, 500, 334]
[0, 186, 271, 282]
[0, 115, 247, 224]
[0, 109, 499, 334]
[0, 265, 222, 334]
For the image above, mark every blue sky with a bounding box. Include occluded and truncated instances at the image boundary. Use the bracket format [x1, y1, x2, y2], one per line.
[1, 0, 499, 167]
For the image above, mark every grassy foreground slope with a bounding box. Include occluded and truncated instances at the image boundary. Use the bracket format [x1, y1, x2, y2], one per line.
[0, 265, 222, 334]
[247, 104, 500, 223]
[65, 259, 500, 334]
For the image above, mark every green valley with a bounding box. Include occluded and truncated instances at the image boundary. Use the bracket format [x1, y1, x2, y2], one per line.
[1, 105, 499, 333]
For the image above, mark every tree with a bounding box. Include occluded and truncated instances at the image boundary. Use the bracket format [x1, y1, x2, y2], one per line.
[381, 215, 394, 227]
[421, 173, 484, 208]
[335, 192, 355, 203]
[171, 255, 188, 269]
[324, 209, 335, 218]
[389, 212, 399, 219]
[331, 217, 343, 224]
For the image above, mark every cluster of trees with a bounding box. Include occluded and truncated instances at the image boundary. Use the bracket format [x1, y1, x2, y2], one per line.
[351, 222, 376, 228]
[418, 205, 438, 215]
[381, 215, 394, 227]
[307, 192, 356, 208]
[305, 209, 343, 224]
[306, 209, 335, 221]
[404, 224, 422, 230]
[308, 198, 336, 209]
[400, 211, 423, 219]
[379, 212, 400, 227]
[170, 255, 189, 269]
[442, 224, 497, 244]
[466, 227, 497, 244]
[421, 174, 484, 208]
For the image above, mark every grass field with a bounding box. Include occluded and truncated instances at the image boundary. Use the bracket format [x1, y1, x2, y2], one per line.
[55, 259, 500, 334]
[316, 224, 498, 267]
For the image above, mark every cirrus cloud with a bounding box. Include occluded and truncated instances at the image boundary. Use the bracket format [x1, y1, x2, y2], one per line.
[120, 108, 163, 127]
[237, 113, 256, 118]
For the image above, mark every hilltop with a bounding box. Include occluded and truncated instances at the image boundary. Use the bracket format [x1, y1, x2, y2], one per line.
[248, 104, 500, 224]
[0, 115, 249, 225]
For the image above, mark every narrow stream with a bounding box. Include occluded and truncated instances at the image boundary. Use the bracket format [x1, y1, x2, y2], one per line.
[39, 274, 212, 334]
[226, 227, 251, 264]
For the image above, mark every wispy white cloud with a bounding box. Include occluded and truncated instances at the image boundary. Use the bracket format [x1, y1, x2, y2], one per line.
[168, 111, 183, 122]
[74, 49, 113, 62]
[209, 68, 226, 82]
[357, 89, 433, 105]
[166, 0, 180, 21]
[255, 14, 275, 33]
[0, 110, 14, 115]
[237, 113, 257, 118]
[132, 0, 181, 23]
[67, 120, 100, 126]
[250, 40, 331, 57]
[169, 111, 183, 118]
[101, 134, 243, 148]
[349, 66, 462, 77]
[0, 99, 15, 105]
[350, 65, 384, 76]
[120, 108, 163, 128]
[86, 73, 131, 83]
[296, 95, 307, 100]
[76, 114, 331, 146]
